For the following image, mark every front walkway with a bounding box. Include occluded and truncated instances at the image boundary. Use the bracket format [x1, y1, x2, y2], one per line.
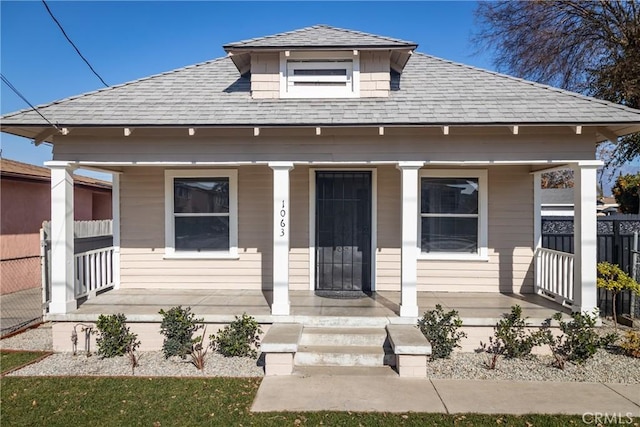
[252, 372, 640, 415]
[46, 288, 568, 324]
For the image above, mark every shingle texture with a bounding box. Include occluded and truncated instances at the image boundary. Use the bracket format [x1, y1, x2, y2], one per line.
[223, 24, 417, 49]
[0, 158, 111, 189]
[2, 51, 640, 127]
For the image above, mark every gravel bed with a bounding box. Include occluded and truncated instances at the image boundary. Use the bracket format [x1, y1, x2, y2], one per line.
[2, 322, 639, 382]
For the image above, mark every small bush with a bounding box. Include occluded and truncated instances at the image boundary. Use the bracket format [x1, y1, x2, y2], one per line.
[620, 330, 640, 358]
[159, 306, 203, 359]
[417, 304, 467, 359]
[190, 327, 208, 370]
[542, 311, 617, 368]
[95, 313, 140, 358]
[480, 336, 504, 370]
[210, 313, 262, 358]
[493, 305, 546, 358]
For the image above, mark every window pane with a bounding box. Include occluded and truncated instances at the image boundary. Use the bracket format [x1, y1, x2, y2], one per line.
[421, 217, 477, 253]
[421, 178, 478, 214]
[175, 216, 229, 251]
[293, 69, 347, 76]
[174, 178, 229, 214]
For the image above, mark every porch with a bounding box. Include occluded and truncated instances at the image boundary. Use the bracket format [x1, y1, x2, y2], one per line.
[46, 288, 568, 325]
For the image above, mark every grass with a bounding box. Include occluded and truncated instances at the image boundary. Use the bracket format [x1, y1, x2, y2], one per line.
[1, 351, 49, 374]
[0, 376, 596, 426]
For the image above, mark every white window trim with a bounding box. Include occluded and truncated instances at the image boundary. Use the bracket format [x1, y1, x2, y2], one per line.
[164, 169, 238, 259]
[280, 51, 360, 99]
[418, 169, 488, 261]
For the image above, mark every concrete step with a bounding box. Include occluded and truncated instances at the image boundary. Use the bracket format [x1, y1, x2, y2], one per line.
[299, 327, 387, 347]
[293, 365, 397, 377]
[297, 316, 390, 328]
[295, 344, 396, 367]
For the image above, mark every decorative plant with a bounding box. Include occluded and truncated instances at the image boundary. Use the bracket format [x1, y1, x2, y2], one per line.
[492, 305, 546, 358]
[620, 330, 640, 358]
[479, 336, 504, 370]
[541, 311, 617, 369]
[159, 306, 203, 359]
[597, 262, 640, 331]
[210, 313, 262, 358]
[417, 304, 467, 359]
[95, 313, 141, 365]
[190, 326, 208, 370]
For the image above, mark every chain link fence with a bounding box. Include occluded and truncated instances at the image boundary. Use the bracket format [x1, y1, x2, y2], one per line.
[0, 256, 44, 337]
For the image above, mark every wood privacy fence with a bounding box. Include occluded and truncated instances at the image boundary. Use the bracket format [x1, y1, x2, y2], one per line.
[41, 220, 114, 311]
[541, 214, 640, 318]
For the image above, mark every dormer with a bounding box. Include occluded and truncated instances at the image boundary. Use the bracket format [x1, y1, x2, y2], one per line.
[223, 25, 417, 99]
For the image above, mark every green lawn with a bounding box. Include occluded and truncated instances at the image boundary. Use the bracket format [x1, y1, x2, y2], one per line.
[1, 376, 592, 426]
[1, 351, 49, 374]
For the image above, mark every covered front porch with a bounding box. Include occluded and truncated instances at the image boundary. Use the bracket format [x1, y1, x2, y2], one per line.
[47, 288, 568, 324]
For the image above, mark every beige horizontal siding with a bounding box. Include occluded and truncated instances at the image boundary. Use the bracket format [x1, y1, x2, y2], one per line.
[53, 132, 596, 163]
[119, 166, 274, 289]
[360, 51, 390, 97]
[417, 166, 534, 293]
[251, 53, 279, 99]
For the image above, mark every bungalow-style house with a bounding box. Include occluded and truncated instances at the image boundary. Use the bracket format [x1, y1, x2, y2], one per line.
[2, 26, 640, 365]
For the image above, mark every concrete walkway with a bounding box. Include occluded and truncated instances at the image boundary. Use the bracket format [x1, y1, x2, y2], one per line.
[251, 369, 640, 415]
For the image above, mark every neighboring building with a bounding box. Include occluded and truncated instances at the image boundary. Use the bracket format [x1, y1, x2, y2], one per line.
[0, 158, 111, 295]
[1, 25, 640, 324]
[540, 188, 620, 216]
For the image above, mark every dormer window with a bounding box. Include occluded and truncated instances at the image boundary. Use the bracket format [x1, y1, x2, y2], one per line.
[280, 52, 360, 98]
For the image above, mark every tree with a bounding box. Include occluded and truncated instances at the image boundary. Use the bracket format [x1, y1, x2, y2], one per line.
[612, 172, 640, 213]
[474, 1, 640, 166]
[597, 262, 640, 330]
[541, 170, 574, 189]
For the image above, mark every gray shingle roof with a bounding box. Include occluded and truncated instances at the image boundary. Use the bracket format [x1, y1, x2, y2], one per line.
[223, 24, 417, 50]
[2, 49, 640, 128]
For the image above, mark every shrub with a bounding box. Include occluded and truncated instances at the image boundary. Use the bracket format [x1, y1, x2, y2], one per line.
[492, 305, 546, 358]
[190, 327, 208, 370]
[542, 311, 617, 368]
[597, 262, 640, 331]
[620, 330, 640, 358]
[210, 313, 262, 358]
[417, 304, 467, 359]
[95, 313, 140, 358]
[159, 306, 203, 359]
[480, 336, 504, 370]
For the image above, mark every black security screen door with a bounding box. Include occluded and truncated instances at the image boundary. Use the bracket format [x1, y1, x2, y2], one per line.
[315, 171, 372, 293]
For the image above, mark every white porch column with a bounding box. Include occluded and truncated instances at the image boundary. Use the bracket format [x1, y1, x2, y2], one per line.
[111, 173, 121, 289]
[47, 161, 76, 314]
[571, 161, 602, 313]
[397, 161, 424, 318]
[532, 171, 542, 294]
[269, 162, 294, 316]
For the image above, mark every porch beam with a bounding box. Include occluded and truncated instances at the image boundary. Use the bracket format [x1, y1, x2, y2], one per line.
[269, 162, 294, 316]
[46, 161, 77, 314]
[397, 161, 424, 318]
[571, 160, 602, 314]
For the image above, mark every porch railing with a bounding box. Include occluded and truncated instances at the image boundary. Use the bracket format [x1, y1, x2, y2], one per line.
[535, 247, 574, 306]
[75, 246, 115, 299]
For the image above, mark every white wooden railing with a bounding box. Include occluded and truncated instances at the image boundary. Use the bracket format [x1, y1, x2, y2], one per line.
[75, 246, 115, 299]
[535, 247, 574, 306]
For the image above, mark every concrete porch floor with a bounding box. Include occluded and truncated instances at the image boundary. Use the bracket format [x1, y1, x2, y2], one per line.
[46, 289, 569, 325]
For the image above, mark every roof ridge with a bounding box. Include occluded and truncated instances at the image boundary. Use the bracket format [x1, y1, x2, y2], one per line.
[223, 24, 416, 48]
[412, 52, 640, 116]
[1, 57, 229, 121]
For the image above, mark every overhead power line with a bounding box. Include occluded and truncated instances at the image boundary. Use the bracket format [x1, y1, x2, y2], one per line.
[1, 73, 60, 131]
[41, 0, 108, 87]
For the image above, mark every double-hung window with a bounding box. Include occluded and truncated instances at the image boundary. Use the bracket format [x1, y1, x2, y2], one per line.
[164, 170, 238, 258]
[419, 170, 488, 260]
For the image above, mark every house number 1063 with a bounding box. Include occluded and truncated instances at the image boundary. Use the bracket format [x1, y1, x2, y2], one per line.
[279, 200, 286, 237]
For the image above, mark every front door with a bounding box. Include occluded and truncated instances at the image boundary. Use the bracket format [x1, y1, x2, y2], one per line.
[315, 171, 372, 294]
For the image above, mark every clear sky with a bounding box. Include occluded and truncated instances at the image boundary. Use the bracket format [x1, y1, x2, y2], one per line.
[0, 1, 636, 191]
